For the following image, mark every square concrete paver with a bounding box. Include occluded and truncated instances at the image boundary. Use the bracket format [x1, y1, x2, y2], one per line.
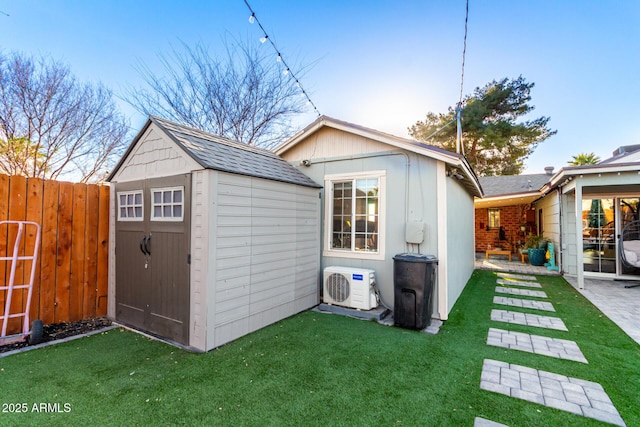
[491, 309, 568, 331]
[497, 273, 537, 281]
[480, 359, 626, 426]
[474, 417, 509, 427]
[497, 278, 542, 288]
[487, 328, 587, 363]
[567, 277, 640, 346]
[495, 286, 548, 298]
[493, 296, 556, 312]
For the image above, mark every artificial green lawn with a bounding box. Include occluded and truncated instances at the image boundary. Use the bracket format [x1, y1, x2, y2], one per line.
[1, 270, 639, 426]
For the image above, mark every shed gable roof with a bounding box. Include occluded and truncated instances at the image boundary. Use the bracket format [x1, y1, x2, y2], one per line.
[110, 116, 321, 188]
[276, 115, 482, 197]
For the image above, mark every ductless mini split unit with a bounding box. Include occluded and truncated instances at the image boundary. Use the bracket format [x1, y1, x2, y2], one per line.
[322, 266, 378, 310]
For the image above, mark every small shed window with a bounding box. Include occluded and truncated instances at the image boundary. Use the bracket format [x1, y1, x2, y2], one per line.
[324, 170, 386, 260]
[117, 190, 144, 221]
[487, 208, 500, 229]
[151, 187, 184, 221]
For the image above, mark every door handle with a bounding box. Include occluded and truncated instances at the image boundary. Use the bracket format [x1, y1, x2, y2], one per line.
[140, 236, 148, 255]
[145, 234, 151, 255]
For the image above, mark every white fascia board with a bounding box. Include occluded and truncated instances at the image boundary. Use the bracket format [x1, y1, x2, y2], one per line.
[474, 191, 542, 206]
[277, 117, 461, 164]
[277, 116, 482, 196]
[549, 163, 640, 187]
[274, 119, 324, 155]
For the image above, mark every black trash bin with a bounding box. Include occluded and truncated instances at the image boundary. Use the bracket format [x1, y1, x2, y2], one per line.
[393, 253, 438, 330]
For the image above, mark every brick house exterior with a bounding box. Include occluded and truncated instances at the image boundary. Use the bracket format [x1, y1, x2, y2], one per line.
[475, 172, 553, 253]
[475, 204, 537, 252]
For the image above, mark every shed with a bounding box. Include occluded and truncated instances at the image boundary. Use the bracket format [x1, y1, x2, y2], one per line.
[276, 116, 482, 320]
[107, 116, 321, 351]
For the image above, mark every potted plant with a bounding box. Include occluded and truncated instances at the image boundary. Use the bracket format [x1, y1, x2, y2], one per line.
[523, 235, 547, 266]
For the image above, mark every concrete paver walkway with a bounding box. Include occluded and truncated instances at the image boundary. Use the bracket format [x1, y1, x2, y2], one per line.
[476, 259, 631, 425]
[476, 253, 560, 277]
[487, 328, 587, 363]
[494, 287, 547, 298]
[480, 359, 626, 426]
[491, 309, 568, 331]
[566, 276, 640, 346]
[496, 278, 542, 288]
[493, 296, 555, 312]
[497, 273, 537, 281]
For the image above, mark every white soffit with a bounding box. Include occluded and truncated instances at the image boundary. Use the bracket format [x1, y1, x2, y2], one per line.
[474, 193, 541, 208]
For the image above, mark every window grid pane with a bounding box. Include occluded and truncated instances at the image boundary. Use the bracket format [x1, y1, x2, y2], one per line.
[488, 208, 500, 228]
[117, 191, 143, 221]
[151, 188, 184, 221]
[331, 178, 379, 253]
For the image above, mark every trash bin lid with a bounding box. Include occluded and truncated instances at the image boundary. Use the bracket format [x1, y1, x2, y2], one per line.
[393, 253, 438, 263]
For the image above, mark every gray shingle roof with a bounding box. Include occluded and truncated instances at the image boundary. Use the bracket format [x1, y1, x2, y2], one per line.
[479, 174, 551, 197]
[151, 116, 321, 188]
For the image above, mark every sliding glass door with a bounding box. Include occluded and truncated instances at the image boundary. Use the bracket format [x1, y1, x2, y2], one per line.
[619, 198, 640, 275]
[581, 198, 615, 273]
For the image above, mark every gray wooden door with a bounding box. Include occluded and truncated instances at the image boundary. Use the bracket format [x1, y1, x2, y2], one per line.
[115, 174, 191, 345]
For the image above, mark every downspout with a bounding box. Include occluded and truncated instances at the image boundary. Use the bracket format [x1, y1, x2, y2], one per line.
[436, 161, 448, 320]
[557, 186, 563, 273]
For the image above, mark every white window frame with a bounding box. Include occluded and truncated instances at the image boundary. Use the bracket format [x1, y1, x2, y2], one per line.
[324, 171, 386, 261]
[150, 186, 185, 222]
[488, 208, 500, 229]
[117, 190, 144, 222]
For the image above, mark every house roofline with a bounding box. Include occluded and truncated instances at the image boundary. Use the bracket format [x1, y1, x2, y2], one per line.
[543, 162, 640, 192]
[277, 115, 483, 197]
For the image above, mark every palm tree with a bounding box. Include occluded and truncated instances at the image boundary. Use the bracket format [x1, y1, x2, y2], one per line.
[569, 152, 600, 166]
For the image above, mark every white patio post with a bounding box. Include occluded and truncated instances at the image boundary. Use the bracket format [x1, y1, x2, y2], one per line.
[575, 183, 584, 289]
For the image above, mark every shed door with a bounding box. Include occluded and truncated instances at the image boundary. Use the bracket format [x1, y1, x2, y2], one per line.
[115, 174, 191, 345]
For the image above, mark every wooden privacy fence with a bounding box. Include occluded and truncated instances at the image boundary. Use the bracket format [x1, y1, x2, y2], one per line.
[0, 174, 109, 335]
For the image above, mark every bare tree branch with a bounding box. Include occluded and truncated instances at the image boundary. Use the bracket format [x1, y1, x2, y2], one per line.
[0, 51, 130, 182]
[125, 38, 309, 149]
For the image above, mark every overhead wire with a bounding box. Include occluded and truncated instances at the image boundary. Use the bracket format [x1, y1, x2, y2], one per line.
[458, 0, 469, 106]
[456, 0, 469, 155]
[242, 0, 321, 117]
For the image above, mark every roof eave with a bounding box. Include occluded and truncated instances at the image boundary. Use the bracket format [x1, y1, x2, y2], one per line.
[278, 115, 483, 197]
[107, 117, 154, 182]
[548, 162, 640, 188]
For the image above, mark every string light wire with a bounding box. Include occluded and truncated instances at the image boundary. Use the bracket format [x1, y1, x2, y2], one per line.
[243, 0, 321, 116]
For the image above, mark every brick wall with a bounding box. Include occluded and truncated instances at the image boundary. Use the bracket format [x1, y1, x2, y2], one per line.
[475, 204, 537, 252]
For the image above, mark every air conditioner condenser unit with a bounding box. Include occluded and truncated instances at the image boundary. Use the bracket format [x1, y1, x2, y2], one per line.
[323, 266, 378, 310]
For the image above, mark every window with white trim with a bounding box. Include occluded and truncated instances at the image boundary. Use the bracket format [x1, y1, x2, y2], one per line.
[151, 186, 184, 221]
[487, 208, 500, 229]
[117, 190, 143, 221]
[325, 171, 385, 258]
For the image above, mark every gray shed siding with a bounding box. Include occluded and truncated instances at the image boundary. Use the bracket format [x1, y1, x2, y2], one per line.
[194, 171, 320, 350]
[445, 174, 475, 315]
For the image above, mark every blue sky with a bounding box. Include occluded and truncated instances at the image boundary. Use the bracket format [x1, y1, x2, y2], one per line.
[2, 0, 639, 174]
